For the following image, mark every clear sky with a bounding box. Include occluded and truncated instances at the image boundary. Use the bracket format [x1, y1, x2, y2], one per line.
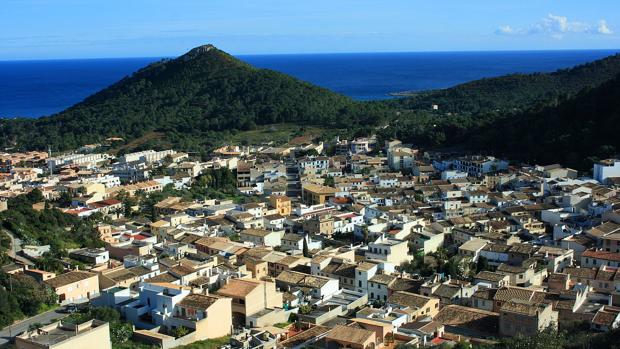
[1, 0, 619, 60]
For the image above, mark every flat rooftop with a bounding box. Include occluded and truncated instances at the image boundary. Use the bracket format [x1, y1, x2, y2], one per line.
[18, 320, 107, 346]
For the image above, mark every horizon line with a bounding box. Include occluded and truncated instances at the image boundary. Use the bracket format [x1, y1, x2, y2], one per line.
[1, 47, 619, 62]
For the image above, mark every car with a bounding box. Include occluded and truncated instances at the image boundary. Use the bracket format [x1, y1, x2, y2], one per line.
[59, 305, 79, 314]
[60, 302, 89, 314]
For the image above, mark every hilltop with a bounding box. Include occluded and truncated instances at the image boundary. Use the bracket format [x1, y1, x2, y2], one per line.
[0, 45, 390, 153]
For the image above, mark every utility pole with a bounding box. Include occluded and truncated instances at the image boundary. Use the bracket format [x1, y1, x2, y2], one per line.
[8, 273, 12, 338]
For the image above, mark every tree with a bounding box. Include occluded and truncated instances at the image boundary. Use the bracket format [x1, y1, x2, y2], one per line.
[302, 234, 309, 257]
[361, 226, 370, 244]
[110, 322, 133, 344]
[57, 191, 73, 208]
[323, 175, 335, 187]
[172, 326, 190, 338]
[476, 256, 490, 273]
[299, 304, 313, 315]
[90, 306, 121, 323]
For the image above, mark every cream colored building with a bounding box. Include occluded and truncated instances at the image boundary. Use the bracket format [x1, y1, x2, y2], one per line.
[239, 228, 284, 247]
[366, 235, 412, 265]
[499, 299, 558, 337]
[301, 183, 336, 205]
[44, 271, 99, 304]
[269, 195, 292, 216]
[216, 278, 283, 326]
[387, 291, 440, 321]
[15, 320, 111, 349]
[172, 294, 232, 340]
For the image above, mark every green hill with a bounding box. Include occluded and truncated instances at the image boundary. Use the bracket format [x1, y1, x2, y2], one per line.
[469, 72, 620, 169]
[389, 53, 620, 115]
[0, 45, 390, 152]
[1, 45, 620, 169]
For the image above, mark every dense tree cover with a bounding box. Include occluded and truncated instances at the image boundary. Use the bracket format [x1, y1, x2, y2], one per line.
[0, 45, 392, 152]
[0, 189, 106, 275]
[0, 230, 11, 265]
[389, 53, 620, 115]
[0, 189, 105, 255]
[469, 73, 620, 170]
[2, 45, 619, 171]
[0, 272, 58, 329]
[399, 248, 468, 278]
[136, 168, 240, 221]
[378, 71, 620, 170]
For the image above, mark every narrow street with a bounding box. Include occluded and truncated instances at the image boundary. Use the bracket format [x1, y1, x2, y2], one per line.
[0, 306, 69, 347]
[2, 229, 33, 266]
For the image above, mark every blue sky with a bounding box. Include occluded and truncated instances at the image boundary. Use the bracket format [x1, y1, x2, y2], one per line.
[1, 0, 619, 60]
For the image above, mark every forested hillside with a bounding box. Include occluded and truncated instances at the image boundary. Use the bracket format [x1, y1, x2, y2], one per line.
[470, 72, 620, 169]
[389, 53, 620, 115]
[1, 44, 619, 170]
[0, 45, 391, 152]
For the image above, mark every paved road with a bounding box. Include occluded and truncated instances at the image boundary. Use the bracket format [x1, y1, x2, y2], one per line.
[0, 306, 69, 347]
[2, 228, 33, 266]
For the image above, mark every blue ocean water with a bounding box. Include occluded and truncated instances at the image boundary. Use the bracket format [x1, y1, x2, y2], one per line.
[0, 50, 618, 118]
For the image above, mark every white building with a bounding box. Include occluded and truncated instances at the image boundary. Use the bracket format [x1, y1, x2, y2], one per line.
[387, 147, 416, 171]
[48, 153, 112, 172]
[298, 156, 330, 175]
[366, 235, 412, 265]
[456, 156, 508, 177]
[118, 150, 177, 165]
[593, 159, 620, 184]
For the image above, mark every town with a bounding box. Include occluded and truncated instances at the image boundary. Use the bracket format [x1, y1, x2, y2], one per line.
[1, 135, 620, 349]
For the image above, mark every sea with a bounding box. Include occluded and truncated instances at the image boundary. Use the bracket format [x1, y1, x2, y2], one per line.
[0, 49, 618, 118]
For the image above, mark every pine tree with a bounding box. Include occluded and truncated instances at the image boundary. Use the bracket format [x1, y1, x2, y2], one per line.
[302, 234, 309, 257]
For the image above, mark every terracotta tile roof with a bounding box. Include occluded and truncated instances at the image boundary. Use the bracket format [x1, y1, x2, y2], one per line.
[582, 249, 620, 262]
[178, 293, 219, 309]
[144, 272, 180, 284]
[217, 278, 261, 298]
[475, 271, 508, 282]
[564, 266, 597, 280]
[369, 274, 397, 285]
[322, 261, 356, 278]
[500, 299, 547, 316]
[472, 288, 498, 300]
[434, 284, 461, 299]
[493, 286, 537, 303]
[434, 305, 499, 335]
[326, 324, 374, 345]
[389, 278, 423, 293]
[388, 291, 435, 309]
[169, 265, 195, 277]
[241, 228, 273, 238]
[279, 325, 330, 348]
[592, 306, 620, 326]
[595, 268, 616, 281]
[44, 271, 96, 288]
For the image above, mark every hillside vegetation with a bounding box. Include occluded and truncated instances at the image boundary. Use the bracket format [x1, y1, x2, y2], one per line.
[389, 53, 620, 115]
[1, 45, 620, 169]
[0, 45, 391, 153]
